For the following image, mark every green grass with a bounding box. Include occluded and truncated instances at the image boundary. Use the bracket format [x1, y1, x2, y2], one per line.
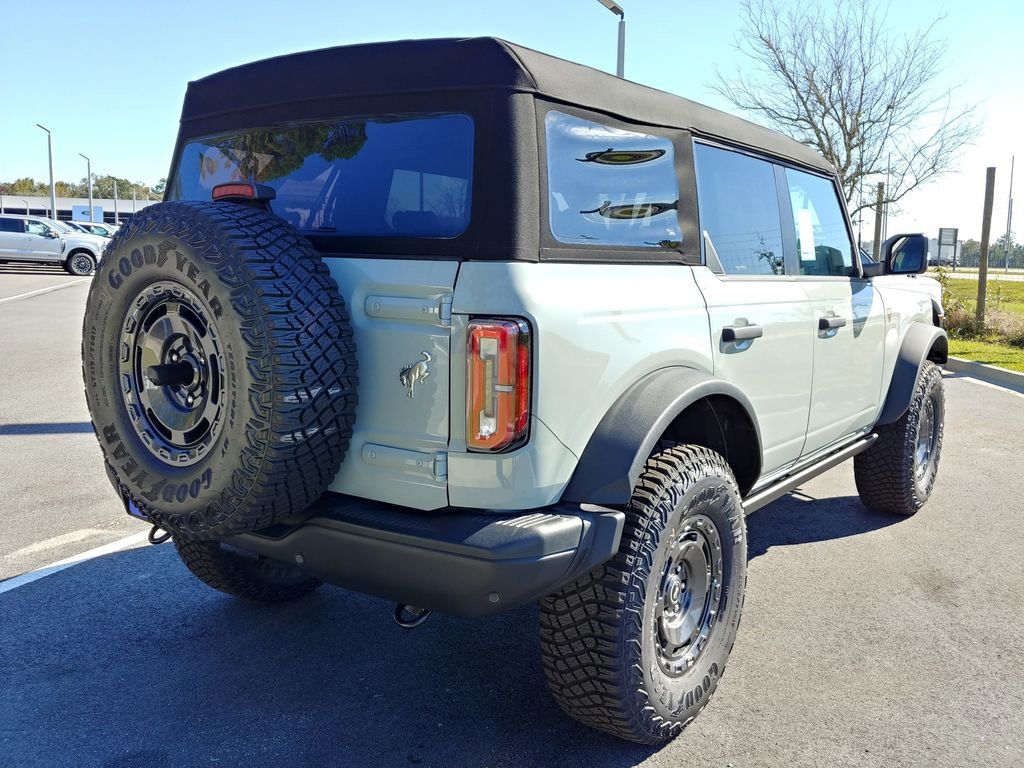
[943, 277, 1024, 318]
[948, 339, 1024, 373]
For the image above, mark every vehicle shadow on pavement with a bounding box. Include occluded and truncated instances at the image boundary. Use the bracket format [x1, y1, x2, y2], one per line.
[746, 492, 902, 559]
[0, 545, 660, 768]
[1, 494, 902, 768]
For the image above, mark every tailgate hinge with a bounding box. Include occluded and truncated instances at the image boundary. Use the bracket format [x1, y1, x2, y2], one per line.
[433, 452, 448, 481]
[439, 295, 453, 327]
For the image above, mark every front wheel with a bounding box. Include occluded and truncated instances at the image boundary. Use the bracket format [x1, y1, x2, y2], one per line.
[65, 252, 96, 275]
[540, 444, 747, 745]
[855, 360, 944, 516]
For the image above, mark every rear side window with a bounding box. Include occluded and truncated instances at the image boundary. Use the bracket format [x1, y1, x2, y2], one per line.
[545, 111, 680, 248]
[170, 114, 474, 239]
[0, 218, 24, 233]
[693, 143, 784, 276]
[785, 168, 854, 276]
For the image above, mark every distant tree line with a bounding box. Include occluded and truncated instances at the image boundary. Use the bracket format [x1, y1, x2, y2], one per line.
[956, 235, 1023, 270]
[0, 176, 166, 200]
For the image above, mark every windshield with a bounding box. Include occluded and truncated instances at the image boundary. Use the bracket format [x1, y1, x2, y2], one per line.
[170, 113, 474, 239]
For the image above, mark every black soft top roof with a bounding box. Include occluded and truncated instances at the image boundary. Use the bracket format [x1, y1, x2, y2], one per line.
[180, 36, 829, 173]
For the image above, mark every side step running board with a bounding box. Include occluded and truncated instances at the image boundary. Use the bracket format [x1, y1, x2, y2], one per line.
[742, 434, 877, 514]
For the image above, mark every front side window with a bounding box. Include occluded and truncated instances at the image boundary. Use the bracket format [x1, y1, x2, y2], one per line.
[545, 111, 681, 249]
[785, 168, 853, 276]
[25, 220, 50, 237]
[170, 113, 474, 239]
[694, 143, 785, 276]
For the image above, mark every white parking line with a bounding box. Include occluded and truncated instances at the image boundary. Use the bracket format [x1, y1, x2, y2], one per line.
[0, 530, 149, 595]
[951, 373, 1024, 399]
[0, 278, 89, 305]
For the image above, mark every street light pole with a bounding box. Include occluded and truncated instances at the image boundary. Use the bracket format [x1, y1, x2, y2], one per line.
[596, 0, 625, 78]
[113, 178, 119, 225]
[79, 153, 93, 221]
[35, 124, 57, 221]
[1005, 155, 1015, 272]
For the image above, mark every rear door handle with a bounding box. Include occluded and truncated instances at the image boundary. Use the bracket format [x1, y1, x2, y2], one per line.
[722, 324, 763, 342]
[818, 316, 847, 331]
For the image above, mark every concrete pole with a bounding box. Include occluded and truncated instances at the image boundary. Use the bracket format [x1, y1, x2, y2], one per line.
[113, 179, 119, 224]
[976, 167, 997, 329]
[871, 182, 884, 261]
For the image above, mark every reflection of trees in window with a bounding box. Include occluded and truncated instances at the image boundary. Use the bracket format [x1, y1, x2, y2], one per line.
[577, 148, 667, 165]
[204, 121, 369, 182]
[755, 234, 784, 275]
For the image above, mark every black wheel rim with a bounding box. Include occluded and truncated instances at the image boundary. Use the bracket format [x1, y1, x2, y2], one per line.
[914, 392, 940, 484]
[72, 255, 93, 274]
[654, 514, 724, 676]
[119, 281, 225, 467]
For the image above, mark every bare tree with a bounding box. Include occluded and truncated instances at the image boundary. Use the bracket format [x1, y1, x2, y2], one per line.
[712, 0, 978, 217]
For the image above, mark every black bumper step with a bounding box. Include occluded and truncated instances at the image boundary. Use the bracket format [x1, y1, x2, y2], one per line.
[227, 494, 625, 617]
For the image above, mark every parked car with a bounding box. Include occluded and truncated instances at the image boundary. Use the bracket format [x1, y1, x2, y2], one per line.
[80, 38, 947, 746]
[69, 220, 119, 238]
[0, 214, 106, 274]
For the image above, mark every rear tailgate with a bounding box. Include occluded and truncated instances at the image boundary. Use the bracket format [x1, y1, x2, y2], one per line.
[325, 258, 457, 509]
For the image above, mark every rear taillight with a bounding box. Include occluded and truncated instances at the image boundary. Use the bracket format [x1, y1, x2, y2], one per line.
[466, 319, 531, 452]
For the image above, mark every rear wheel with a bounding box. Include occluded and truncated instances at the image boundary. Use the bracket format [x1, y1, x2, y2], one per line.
[174, 536, 321, 602]
[855, 361, 944, 516]
[65, 252, 95, 275]
[540, 445, 746, 744]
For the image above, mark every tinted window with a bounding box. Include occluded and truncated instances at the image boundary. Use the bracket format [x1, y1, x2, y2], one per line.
[545, 111, 680, 249]
[170, 114, 474, 239]
[0, 218, 24, 233]
[785, 168, 853, 276]
[693, 144, 784, 275]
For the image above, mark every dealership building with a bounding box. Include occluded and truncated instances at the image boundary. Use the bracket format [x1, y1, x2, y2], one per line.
[0, 194, 158, 225]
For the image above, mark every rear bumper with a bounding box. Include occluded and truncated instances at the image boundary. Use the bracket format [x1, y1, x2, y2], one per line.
[226, 494, 624, 617]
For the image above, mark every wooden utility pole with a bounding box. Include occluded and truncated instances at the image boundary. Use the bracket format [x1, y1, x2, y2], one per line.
[976, 167, 997, 329]
[872, 182, 885, 260]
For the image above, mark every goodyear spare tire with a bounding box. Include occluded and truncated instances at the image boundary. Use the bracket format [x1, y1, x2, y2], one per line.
[82, 201, 357, 539]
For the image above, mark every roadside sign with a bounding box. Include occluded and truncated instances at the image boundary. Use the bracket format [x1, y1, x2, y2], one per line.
[937, 227, 959, 267]
[72, 205, 104, 222]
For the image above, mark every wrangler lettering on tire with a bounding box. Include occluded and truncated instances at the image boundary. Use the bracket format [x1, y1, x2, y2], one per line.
[82, 201, 358, 539]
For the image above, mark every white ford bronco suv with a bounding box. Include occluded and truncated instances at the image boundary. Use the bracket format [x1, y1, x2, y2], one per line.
[81, 38, 947, 745]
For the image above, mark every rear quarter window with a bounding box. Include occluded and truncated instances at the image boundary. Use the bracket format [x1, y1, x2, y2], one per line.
[545, 111, 681, 249]
[170, 113, 474, 239]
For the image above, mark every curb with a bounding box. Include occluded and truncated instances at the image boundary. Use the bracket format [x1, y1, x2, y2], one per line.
[944, 356, 1024, 392]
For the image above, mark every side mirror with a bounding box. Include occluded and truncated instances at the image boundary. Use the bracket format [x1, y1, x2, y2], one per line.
[883, 233, 928, 275]
[45, 230, 60, 239]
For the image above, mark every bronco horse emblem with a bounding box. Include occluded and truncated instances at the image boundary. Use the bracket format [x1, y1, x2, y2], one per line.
[399, 352, 432, 398]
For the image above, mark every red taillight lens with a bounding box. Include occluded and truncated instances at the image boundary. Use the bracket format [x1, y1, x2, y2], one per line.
[466, 319, 531, 452]
[212, 182, 256, 200]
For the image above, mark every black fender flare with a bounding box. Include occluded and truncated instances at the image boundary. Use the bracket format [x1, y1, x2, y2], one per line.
[561, 367, 762, 504]
[876, 322, 948, 426]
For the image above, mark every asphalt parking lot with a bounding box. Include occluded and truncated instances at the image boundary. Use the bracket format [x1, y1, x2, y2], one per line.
[1, 269, 1023, 768]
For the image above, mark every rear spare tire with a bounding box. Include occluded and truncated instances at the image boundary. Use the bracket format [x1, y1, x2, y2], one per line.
[82, 201, 357, 539]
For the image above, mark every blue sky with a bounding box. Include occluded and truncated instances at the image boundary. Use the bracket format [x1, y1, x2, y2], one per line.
[0, 0, 1019, 238]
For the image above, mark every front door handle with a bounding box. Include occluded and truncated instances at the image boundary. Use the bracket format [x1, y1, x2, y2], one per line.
[722, 324, 763, 342]
[818, 316, 847, 331]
